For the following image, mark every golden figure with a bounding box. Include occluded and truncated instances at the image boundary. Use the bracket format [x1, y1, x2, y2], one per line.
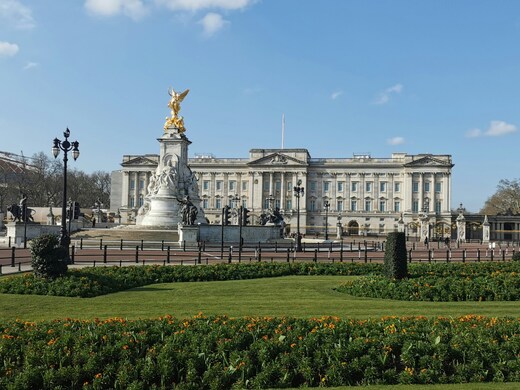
[164, 87, 190, 133]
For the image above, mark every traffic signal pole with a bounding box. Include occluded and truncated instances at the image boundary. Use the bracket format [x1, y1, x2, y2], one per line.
[238, 206, 243, 261]
[220, 207, 225, 259]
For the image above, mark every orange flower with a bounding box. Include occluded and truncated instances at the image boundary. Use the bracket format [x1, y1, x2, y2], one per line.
[95, 373, 102, 379]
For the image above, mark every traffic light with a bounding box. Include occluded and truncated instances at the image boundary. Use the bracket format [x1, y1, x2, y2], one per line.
[223, 206, 231, 226]
[242, 207, 250, 226]
[73, 202, 81, 219]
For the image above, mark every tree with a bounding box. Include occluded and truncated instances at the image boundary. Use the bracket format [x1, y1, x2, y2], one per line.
[384, 232, 408, 280]
[1, 151, 111, 214]
[480, 179, 520, 215]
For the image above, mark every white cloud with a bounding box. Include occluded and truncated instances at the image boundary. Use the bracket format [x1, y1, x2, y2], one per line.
[331, 90, 343, 100]
[374, 83, 403, 105]
[85, 0, 148, 20]
[199, 12, 228, 36]
[465, 128, 482, 138]
[0, 41, 19, 57]
[156, 0, 255, 12]
[387, 136, 405, 145]
[466, 120, 518, 138]
[23, 61, 38, 70]
[0, 0, 35, 29]
[485, 120, 517, 136]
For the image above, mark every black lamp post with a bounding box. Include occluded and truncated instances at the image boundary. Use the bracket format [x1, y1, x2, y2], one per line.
[52, 128, 79, 259]
[293, 179, 304, 252]
[323, 200, 330, 240]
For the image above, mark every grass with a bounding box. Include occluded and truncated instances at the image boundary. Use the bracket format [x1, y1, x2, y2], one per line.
[2, 273, 519, 389]
[303, 385, 519, 390]
[1, 275, 519, 322]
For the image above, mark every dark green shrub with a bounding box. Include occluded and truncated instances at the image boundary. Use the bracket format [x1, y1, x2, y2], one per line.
[30, 234, 68, 278]
[384, 232, 407, 279]
[512, 251, 520, 262]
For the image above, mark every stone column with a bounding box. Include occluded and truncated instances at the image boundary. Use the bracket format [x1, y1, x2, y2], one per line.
[122, 171, 129, 208]
[418, 173, 424, 212]
[280, 172, 286, 210]
[133, 172, 139, 208]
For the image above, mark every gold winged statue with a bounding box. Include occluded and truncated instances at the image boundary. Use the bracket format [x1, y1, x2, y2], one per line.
[164, 87, 190, 133]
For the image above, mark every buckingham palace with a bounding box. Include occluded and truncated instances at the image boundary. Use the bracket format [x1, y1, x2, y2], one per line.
[110, 148, 454, 238]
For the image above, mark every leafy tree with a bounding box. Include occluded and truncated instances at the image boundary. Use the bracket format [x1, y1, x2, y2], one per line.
[480, 179, 520, 215]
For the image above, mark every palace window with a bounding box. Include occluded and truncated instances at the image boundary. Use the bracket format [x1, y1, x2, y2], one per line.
[242, 181, 248, 191]
[394, 182, 401, 192]
[324, 181, 331, 192]
[275, 181, 281, 191]
[365, 199, 372, 211]
[424, 181, 430, 192]
[130, 179, 135, 190]
[380, 182, 387, 192]
[263, 181, 269, 191]
[412, 182, 419, 192]
[394, 201, 401, 212]
[138, 195, 144, 207]
[216, 181, 223, 191]
[215, 198, 222, 209]
[379, 200, 386, 212]
[203, 180, 210, 190]
[310, 181, 317, 191]
[130, 196, 135, 208]
[286, 199, 292, 209]
[287, 181, 292, 191]
[351, 199, 357, 211]
[139, 179, 145, 190]
[337, 181, 344, 192]
[229, 181, 236, 191]
[203, 199, 209, 209]
[412, 200, 419, 213]
[435, 182, 442, 193]
[366, 182, 372, 192]
[242, 199, 248, 208]
[351, 182, 358, 192]
[337, 200, 343, 211]
[309, 199, 316, 211]
[435, 200, 442, 214]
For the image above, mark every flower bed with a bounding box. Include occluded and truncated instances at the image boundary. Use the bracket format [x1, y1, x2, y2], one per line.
[1, 314, 519, 389]
[0, 262, 382, 298]
[337, 262, 520, 301]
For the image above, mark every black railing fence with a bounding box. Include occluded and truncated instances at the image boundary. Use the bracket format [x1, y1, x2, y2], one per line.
[1, 239, 518, 275]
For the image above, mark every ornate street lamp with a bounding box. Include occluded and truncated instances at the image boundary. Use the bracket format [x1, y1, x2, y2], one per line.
[52, 128, 79, 260]
[323, 200, 330, 240]
[293, 179, 304, 252]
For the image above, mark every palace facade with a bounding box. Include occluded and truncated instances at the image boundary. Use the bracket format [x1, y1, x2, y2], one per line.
[110, 148, 454, 237]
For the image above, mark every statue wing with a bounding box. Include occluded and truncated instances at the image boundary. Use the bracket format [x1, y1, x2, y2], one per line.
[178, 89, 190, 102]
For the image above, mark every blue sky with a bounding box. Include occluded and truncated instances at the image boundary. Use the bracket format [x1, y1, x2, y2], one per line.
[1, 0, 519, 212]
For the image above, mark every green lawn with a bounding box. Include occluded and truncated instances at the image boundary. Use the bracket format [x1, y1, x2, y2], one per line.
[306, 385, 519, 390]
[1, 275, 519, 321]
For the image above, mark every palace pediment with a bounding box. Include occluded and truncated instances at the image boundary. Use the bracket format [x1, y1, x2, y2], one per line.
[248, 152, 307, 166]
[404, 155, 454, 168]
[121, 156, 158, 167]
